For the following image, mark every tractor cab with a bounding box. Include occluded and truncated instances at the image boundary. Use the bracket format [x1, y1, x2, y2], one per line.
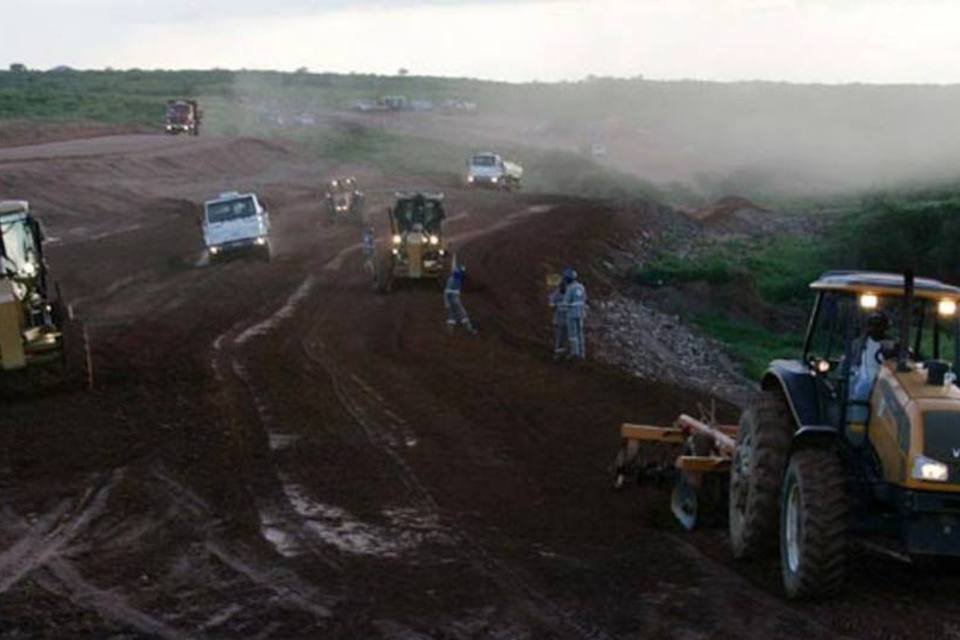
[796, 271, 960, 490]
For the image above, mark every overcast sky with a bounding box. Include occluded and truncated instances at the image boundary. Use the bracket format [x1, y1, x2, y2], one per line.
[4, 0, 960, 83]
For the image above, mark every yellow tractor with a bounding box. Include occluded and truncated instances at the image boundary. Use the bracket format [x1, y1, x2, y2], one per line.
[614, 270, 960, 599]
[375, 192, 450, 293]
[0, 200, 89, 388]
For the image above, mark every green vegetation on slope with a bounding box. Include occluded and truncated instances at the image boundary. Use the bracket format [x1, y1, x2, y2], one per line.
[637, 192, 960, 376]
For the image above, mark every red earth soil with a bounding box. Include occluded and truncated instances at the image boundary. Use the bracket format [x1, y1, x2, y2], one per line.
[0, 134, 958, 639]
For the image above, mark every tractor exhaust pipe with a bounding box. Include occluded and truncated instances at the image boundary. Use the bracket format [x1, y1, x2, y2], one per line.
[898, 270, 914, 372]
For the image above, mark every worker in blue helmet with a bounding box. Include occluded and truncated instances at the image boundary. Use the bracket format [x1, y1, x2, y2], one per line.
[548, 275, 568, 360]
[561, 267, 587, 359]
[361, 226, 375, 275]
[444, 263, 477, 335]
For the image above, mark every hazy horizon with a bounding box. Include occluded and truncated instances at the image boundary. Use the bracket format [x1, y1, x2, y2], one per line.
[5, 0, 960, 84]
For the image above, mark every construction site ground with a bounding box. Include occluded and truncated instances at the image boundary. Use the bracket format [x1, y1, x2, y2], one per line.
[1, 133, 959, 639]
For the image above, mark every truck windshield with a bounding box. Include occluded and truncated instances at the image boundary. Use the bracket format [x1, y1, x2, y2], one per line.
[206, 197, 257, 224]
[471, 155, 497, 167]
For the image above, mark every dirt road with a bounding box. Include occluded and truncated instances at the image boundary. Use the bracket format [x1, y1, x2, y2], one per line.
[1, 134, 959, 639]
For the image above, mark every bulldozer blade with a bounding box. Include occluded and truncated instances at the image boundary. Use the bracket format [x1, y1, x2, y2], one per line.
[670, 478, 699, 531]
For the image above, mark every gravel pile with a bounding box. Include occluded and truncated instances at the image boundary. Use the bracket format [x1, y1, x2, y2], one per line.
[591, 294, 756, 407]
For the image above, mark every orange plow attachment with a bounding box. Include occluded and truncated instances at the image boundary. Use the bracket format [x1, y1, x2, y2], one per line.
[612, 414, 738, 530]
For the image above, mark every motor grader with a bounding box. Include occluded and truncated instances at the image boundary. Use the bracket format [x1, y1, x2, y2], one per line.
[323, 177, 364, 222]
[374, 192, 450, 294]
[0, 201, 89, 388]
[614, 270, 960, 599]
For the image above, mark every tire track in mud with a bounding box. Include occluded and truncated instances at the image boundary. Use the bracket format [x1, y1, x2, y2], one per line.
[0, 469, 122, 594]
[300, 338, 614, 640]
[34, 558, 190, 640]
[205, 202, 609, 638]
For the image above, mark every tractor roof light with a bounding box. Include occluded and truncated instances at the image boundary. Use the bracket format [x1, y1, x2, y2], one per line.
[859, 293, 879, 310]
[938, 298, 957, 317]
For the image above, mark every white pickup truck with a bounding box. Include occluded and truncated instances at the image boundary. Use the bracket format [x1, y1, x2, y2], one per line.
[202, 191, 272, 261]
[466, 152, 523, 190]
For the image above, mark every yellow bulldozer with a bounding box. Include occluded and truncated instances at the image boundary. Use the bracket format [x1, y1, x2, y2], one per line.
[374, 192, 450, 293]
[614, 270, 960, 599]
[0, 200, 90, 388]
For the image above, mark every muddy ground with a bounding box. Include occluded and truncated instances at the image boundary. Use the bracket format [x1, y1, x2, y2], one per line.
[1, 134, 959, 639]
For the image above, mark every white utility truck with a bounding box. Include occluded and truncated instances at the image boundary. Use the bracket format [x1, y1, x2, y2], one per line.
[202, 191, 272, 261]
[466, 152, 523, 190]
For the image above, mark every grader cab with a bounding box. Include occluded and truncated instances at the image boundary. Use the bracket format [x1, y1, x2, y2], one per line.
[615, 271, 960, 599]
[0, 201, 89, 387]
[374, 192, 450, 293]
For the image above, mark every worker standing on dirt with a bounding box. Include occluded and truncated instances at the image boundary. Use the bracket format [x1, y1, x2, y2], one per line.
[562, 268, 587, 359]
[361, 226, 375, 274]
[444, 264, 478, 335]
[549, 279, 568, 360]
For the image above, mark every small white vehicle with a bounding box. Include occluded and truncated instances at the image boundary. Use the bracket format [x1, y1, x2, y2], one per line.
[466, 152, 523, 190]
[202, 191, 272, 261]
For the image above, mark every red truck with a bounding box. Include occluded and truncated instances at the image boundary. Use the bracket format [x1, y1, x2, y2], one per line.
[164, 100, 202, 136]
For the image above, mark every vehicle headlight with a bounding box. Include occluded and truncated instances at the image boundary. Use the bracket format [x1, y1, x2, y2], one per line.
[491, 177, 499, 183]
[210, 246, 220, 254]
[467, 176, 474, 183]
[859, 293, 878, 310]
[255, 237, 267, 246]
[912, 455, 949, 482]
[391, 248, 399, 256]
[429, 235, 439, 245]
[939, 298, 957, 317]
[392, 234, 402, 245]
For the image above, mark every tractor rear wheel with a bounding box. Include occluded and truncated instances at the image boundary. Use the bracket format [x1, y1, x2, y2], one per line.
[729, 390, 793, 559]
[780, 448, 850, 599]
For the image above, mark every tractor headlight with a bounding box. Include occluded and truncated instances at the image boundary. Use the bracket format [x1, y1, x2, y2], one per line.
[467, 175, 475, 183]
[392, 234, 402, 245]
[859, 293, 878, 310]
[939, 299, 957, 317]
[255, 237, 267, 246]
[491, 176, 499, 184]
[210, 246, 221, 255]
[912, 455, 949, 482]
[391, 248, 399, 256]
[429, 235, 439, 245]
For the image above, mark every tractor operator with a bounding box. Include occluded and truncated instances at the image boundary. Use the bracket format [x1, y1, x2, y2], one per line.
[849, 310, 897, 418]
[444, 264, 477, 335]
[562, 267, 587, 359]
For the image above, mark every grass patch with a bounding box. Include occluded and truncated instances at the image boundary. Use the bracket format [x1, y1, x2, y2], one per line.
[634, 235, 824, 305]
[695, 314, 804, 379]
